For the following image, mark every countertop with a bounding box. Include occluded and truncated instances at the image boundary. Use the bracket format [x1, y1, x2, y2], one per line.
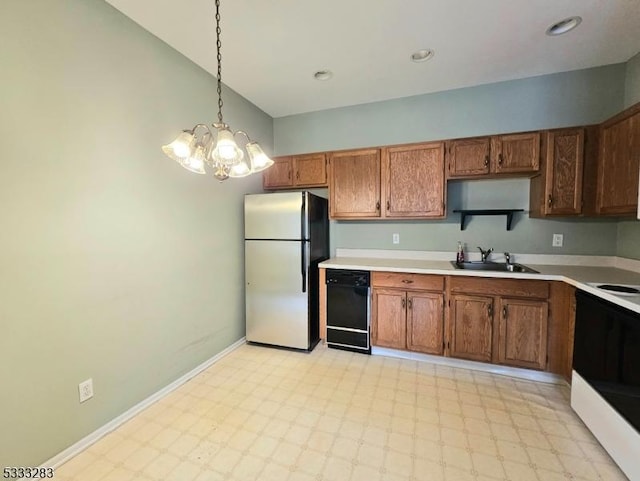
[319, 256, 640, 314]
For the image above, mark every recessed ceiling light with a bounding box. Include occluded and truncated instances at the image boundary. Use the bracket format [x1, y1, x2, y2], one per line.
[313, 70, 333, 81]
[411, 49, 435, 63]
[546, 16, 582, 36]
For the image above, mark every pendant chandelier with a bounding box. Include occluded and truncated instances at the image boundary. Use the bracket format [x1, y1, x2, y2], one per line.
[161, 0, 273, 181]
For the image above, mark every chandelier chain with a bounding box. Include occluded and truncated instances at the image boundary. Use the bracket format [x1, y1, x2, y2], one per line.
[215, 0, 223, 124]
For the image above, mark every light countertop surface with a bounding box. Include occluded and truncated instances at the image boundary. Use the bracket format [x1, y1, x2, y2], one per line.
[320, 256, 640, 314]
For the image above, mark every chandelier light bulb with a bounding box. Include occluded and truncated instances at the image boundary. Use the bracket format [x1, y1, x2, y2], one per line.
[229, 160, 252, 178]
[246, 142, 274, 173]
[182, 145, 207, 174]
[162, 130, 195, 162]
[211, 127, 244, 165]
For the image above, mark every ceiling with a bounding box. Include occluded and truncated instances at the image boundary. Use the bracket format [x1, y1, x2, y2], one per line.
[105, 0, 640, 118]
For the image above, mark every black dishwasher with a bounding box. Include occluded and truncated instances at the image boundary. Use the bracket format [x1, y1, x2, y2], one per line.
[326, 269, 371, 353]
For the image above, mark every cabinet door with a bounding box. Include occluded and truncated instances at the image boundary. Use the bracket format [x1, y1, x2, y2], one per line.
[372, 289, 406, 349]
[446, 138, 491, 177]
[540, 129, 585, 216]
[492, 132, 540, 174]
[596, 109, 640, 215]
[329, 149, 381, 219]
[450, 295, 493, 362]
[497, 298, 548, 370]
[293, 154, 327, 187]
[407, 292, 444, 355]
[383, 142, 445, 218]
[263, 157, 293, 189]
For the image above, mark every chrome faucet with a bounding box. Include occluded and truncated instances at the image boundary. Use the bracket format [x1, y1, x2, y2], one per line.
[504, 252, 512, 266]
[477, 247, 493, 263]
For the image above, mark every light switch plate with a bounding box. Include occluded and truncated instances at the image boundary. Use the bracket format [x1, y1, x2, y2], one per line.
[392, 233, 400, 244]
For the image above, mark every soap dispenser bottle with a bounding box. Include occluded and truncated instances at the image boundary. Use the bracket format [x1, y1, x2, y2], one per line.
[456, 241, 465, 263]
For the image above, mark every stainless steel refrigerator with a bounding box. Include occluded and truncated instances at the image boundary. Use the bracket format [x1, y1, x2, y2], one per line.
[244, 192, 329, 350]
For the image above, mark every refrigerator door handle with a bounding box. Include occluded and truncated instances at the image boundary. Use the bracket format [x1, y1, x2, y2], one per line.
[301, 241, 308, 293]
[300, 192, 307, 240]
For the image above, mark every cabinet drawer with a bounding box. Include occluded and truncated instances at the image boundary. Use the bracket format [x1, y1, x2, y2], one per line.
[449, 277, 549, 299]
[372, 272, 444, 291]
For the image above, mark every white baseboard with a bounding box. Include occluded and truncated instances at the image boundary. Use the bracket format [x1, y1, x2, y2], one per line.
[371, 346, 565, 385]
[33, 337, 246, 474]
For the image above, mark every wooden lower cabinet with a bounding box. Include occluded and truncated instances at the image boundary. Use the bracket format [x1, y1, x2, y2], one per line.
[371, 273, 444, 354]
[372, 288, 444, 354]
[407, 292, 444, 355]
[449, 295, 493, 362]
[448, 276, 550, 371]
[372, 289, 407, 349]
[368, 272, 565, 375]
[496, 298, 548, 370]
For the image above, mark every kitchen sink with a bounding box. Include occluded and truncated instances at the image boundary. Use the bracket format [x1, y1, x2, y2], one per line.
[450, 261, 539, 273]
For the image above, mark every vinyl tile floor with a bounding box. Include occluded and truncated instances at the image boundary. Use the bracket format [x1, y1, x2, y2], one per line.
[55, 344, 628, 481]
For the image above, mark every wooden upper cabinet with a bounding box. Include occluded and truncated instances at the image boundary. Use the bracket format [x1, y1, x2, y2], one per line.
[596, 104, 640, 215]
[447, 132, 540, 179]
[530, 128, 585, 217]
[264, 154, 327, 189]
[407, 292, 444, 355]
[449, 294, 493, 362]
[293, 153, 327, 187]
[447, 137, 491, 177]
[496, 298, 548, 370]
[263, 157, 293, 189]
[492, 132, 540, 174]
[383, 142, 446, 218]
[329, 149, 381, 219]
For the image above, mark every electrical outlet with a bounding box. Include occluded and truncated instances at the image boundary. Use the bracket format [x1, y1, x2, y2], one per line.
[552, 233, 564, 247]
[392, 233, 400, 244]
[78, 378, 94, 403]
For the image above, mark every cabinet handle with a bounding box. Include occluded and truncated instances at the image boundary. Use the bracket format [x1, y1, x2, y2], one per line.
[488, 304, 493, 318]
[288, 171, 291, 180]
[498, 153, 504, 166]
[376, 201, 380, 211]
[401, 279, 414, 284]
[548, 195, 553, 207]
[296, 171, 300, 180]
[503, 306, 508, 319]
[484, 155, 489, 167]
[386, 200, 390, 211]
[408, 299, 413, 309]
[402, 298, 406, 309]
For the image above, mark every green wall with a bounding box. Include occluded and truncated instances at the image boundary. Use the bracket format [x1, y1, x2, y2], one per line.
[0, 0, 272, 466]
[274, 65, 627, 258]
[616, 51, 640, 260]
[624, 52, 640, 108]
